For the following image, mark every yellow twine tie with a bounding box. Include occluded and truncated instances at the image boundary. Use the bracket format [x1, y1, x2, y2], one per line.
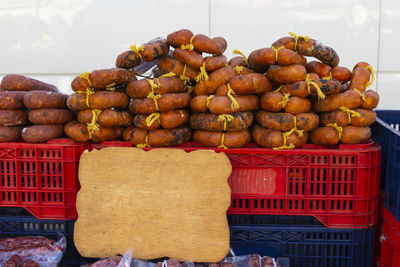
[147, 78, 160, 93]
[288, 32, 310, 51]
[76, 88, 94, 108]
[274, 85, 284, 92]
[87, 109, 102, 139]
[78, 72, 92, 87]
[145, 112, 160, 127]
[206, 95, 215, 108]
[179, 64, 191, 84]
[232, 49, 248, 65]
[195, 62, 209, 83]
[217, 132, 228, 149]
[285, 116, 304, 137]
[353, 88, 366, 102]
[305, 74, 325, 100]
[271, 46, 285, 63]
[180, 35, 194, 51]
[137, 135, 150, 148]
[227, 84, 240, 111]
[218, 114, 234, 131]
[327, 123, 343, 140]
[147, 91, 161, 111]
[130, 44, 144, 60]
[365, 66, 375, 87]
[278, 93, 290, 108]
[273, 132, 295, 150]
[234, 65, 244, 75]
[186, 85, 194, 95]
[105, 83, 116, 91]
[160, 72, 176, 77]
[321, 72, 332, 80]
[339, 106, 361, 124]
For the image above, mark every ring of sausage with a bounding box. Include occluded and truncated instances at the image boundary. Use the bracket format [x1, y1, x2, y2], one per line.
[1, 74, 57, 92]
[190, 112, 253, 132]
[21, 125, 64, 143]
[252, 125, 308, 149]
[24, 91, 68, 109]
[28, 109, 74, 125]
[193, 130, 251, 148]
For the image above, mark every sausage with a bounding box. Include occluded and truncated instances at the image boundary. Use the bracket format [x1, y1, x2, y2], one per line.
[0, 126, 23, 142]
[266, 64, 307, 83]
[193, 66, 237, 95]
[215, 73, 272, 96]
[310, 127, 340, 145]
[248, 48, 306, 73]
[233, 66, 255, 75]
[256, 111, 319, 132]
[349, 67, 371, 92]
[252, 125, 308, 149]
[306, 61, 331, 78]
[208, 95, 260, 114]
[123, 126, 191, 147]
[23, 90, 67, 109]
[361, 90, 379, 109]
[78, 109, 132, 127]
[193, 130, 251, 148]
[64, 121, 90, 142]
[190, 112, 253, 132]
[204, 55, 228, 72]
[90, 126, 123, 142]
[341, 126, 371, 144]
[134, 114, 160, 130]
[156, 54, 199, 81]
[279, 77, 341, 98]
[271, 34, 340, 67]
[0, 74, 57, 92]
[229, 56, 247, 68]
[21, 125, 64, 143]
[129, 93, 191, 114]
[320, 108, 376, 127]
[353, 61, 370, 71]
[28, 109, 73, 125]
[116, 50, 142, 69]
[140, 38, 169, 61]
[134, 110, 189, 130]
[71, 68, 135, 92]
[67, 91, 129, 111]
[332, 66, 351, 83]
[159, 109, 189, 129]
[260, 92, 311, 114]
[167, 29, 194, 48]
[312, 89, 364, 113]
[192, 34, 227, 55]
[126, 76, 185, 99]
[0, 110, 27, 126]
[190, 95, 209, 113]
[0, 91, 26, 109]
[341, 83, 349, 92]
[173, 48, 204, 69]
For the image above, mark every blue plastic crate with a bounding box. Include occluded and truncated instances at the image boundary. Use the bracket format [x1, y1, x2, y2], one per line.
[0, 208, 80, 266]
[228, 215, 374, 267]
[371, 110, 400, 220]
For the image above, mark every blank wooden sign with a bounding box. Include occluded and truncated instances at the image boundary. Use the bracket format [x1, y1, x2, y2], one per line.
[74, 147, 232, 262]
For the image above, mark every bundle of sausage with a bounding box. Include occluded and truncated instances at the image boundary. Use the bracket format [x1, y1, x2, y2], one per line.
[0, 75, 59, 142]
[310, 62, 379, 145]
[65, 68, 135, 142]
[190, 71, 269, 148]
[123, 76, 192, 147]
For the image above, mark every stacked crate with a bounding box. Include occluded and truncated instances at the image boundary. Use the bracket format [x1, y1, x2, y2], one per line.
[371, 110, 400, 267]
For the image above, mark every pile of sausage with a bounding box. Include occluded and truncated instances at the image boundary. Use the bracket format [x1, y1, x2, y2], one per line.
[0, 31, 380, 148]
[65, 68, 135, 142]
[0, 75, 72, 143]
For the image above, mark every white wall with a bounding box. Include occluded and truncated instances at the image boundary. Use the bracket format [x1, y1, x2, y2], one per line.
[0, 0, 397, 109]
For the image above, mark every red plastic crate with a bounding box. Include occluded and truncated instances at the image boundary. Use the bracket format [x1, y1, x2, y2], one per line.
[0, 139, 88, 220]
[378, 207, 400, 267]
[92, 140, 381, 228]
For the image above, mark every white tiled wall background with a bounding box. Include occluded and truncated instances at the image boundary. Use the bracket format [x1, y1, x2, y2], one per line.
[0, 0, 398, 109]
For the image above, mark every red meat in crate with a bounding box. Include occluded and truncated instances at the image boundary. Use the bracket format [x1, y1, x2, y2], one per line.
[91, 140, 381, 228]
[0, 139, 88, 219]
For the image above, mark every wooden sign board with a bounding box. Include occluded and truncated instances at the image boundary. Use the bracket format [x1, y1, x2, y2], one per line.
[74, 147, 232, 262]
